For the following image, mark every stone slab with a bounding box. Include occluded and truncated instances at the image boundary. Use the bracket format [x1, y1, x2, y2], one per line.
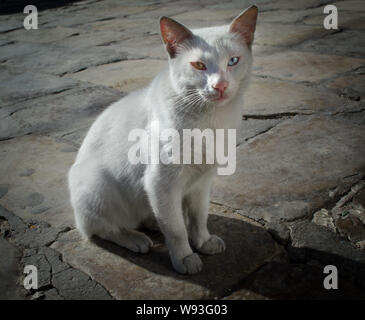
[6, 27, 80, 43]
[66, 59, 166, 92]
[297, 30, 365, 58]
[51, 204, 285, 299]
[288, 220, 365, 280]
[0, 135, 77, 228]
[9, 84, 123, 141]
[1, 43, 129, 76]
[244, 77, 344, 116]
[254, 51, 365, 82]
[254, 23, 327, 47]
[211, 114, 365, 223]
[0, 238, 22, 299]
[0, 66, 77, 108]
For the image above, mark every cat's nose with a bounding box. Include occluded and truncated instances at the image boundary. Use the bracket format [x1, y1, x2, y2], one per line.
[212, 81, 228, 95]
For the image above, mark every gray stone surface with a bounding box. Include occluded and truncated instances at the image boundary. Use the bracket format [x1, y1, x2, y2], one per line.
[51, 205, 286, 299]
[243, 77, 346, 116]
[0, 238, 22, 299]
[288, 220, 365, 281]
[9, 84, 124, 141]
[254, 51, 365, 82]
[0, 135, 77, 227]
[0, 66, 77, 108]
[1, 43, 129, 76]
[298, 30, 365, 58]
[66, 59, 166, 93]
[212, 114, 365, 224]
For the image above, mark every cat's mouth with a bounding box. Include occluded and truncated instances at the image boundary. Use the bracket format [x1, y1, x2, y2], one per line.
[211, 93, 228, 102]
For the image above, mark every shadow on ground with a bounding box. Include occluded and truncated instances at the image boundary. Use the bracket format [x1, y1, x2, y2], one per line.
[89, 214, 365, 299]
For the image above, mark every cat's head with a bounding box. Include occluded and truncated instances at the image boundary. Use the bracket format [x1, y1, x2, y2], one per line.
[160, 5, 258, 106]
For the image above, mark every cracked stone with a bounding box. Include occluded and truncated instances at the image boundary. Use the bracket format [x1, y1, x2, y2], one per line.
[52, 268, 111, 300]
[15, 220, 67, 248]
[66, 59, 166, 93]
[54, 30, 129, 48]
[38, 246, 70, 275]
[6, 27, 80, 44]
[211, 114, 365, 224]
[265, 221, 290, 244]
[51, 204, 285, 299]
[237, 118, 283, 146]
[0, 205, 26, 234]
[2, 43, 129, 75]
[288, 220, 365, 280]
[9, 84, 124, 141]
[0, 66, 77, 108]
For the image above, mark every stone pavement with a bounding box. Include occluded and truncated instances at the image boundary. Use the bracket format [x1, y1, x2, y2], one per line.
[1, 0, 365, 300]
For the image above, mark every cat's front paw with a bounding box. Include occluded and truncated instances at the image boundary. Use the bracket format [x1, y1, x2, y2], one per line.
[172, 253, 202, 275]
[197, 235, 225, 255]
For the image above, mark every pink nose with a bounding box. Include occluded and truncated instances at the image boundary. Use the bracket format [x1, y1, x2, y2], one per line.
[212, 81, 228, 95]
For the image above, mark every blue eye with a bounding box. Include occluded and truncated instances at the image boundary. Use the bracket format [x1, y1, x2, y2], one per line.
[228, 56, 240, 66]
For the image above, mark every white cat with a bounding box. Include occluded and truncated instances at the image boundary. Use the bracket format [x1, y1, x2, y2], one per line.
[68, 6, 258, 274]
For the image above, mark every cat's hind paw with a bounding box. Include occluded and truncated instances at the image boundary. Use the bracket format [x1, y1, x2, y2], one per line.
[123, 230, 153, 254]
[197, 235, 225, 255]
[172, 253, 202, 275]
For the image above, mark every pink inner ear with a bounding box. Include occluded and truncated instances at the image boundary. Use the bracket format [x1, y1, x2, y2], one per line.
[230, 6, 258, 48]
[160, 17, 193, 58]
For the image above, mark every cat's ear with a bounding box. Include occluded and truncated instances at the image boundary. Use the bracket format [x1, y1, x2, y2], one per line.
[229, 5, 258, 48]
[160, 16, 193, 58]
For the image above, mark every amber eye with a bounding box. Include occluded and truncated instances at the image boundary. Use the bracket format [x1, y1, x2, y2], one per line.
[190, 61, 207, 71]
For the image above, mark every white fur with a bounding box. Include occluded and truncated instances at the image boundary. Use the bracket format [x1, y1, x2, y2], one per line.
[68, 17, 254, 274]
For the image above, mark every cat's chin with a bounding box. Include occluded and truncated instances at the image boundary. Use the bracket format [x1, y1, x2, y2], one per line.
[210, 95, 230, 106]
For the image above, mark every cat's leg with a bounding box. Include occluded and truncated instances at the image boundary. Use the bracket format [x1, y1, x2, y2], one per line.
[185, 174, 226, 255]
[69, 162, 153, 253]
[144, 165, 202, 274]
